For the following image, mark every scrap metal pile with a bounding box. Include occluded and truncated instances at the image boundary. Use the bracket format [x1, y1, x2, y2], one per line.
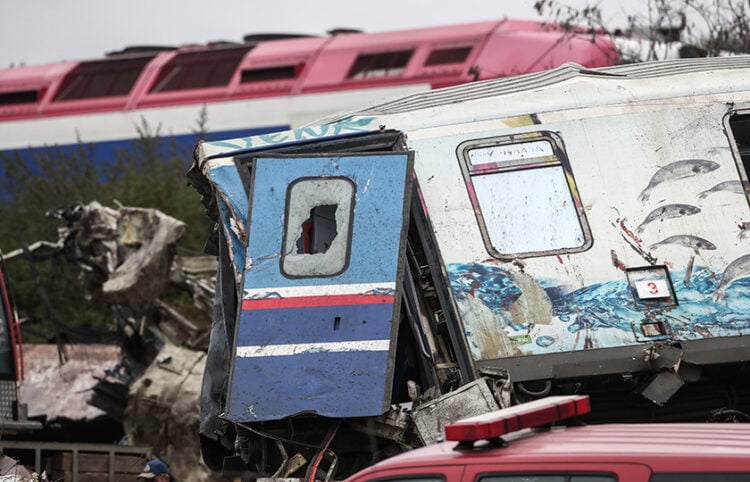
[5, 201, 223, 482]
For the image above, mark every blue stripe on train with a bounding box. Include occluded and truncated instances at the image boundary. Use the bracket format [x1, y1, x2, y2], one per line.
[237, 302, 395, 346]
[227, 348, 390, 421]
[0, 125, 288, 175]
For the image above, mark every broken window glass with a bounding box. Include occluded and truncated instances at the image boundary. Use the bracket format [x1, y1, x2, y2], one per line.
[457, 132, 592, 259]
[282, 177, 355, 277]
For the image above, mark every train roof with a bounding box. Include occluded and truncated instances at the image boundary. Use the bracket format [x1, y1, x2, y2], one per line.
[198, 55, 750, 161]
[343, 54, 750, 116]
[0, 18, 616, 122]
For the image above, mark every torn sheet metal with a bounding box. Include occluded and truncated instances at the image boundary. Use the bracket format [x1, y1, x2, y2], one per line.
[195, 121, 379, 284]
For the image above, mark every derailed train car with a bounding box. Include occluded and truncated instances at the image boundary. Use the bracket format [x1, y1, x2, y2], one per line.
[189, 56, 750, 480]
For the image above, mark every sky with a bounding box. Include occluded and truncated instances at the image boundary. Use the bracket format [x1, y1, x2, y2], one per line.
[0, 0, 644, 68]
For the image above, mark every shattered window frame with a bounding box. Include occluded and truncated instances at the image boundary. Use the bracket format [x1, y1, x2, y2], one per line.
[456, 131, 592, 260]
[280, 176, 356, 278]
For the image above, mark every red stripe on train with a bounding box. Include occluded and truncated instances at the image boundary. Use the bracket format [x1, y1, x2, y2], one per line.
[242, 294, 395, 310]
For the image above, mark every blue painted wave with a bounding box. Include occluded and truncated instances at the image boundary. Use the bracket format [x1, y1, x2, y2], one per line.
[448, 262, 750, 352]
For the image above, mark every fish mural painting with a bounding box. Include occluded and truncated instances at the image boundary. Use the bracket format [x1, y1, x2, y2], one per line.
[713, 254, 750, 302]
[635, 204, 701, 234]
[637, 159, 720, 202]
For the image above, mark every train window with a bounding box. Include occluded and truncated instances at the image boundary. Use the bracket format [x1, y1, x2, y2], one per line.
[0, 90, 38, 106]
[348, 50, 414, 79]
[424, 46, 473, 66]
[150, 47, 250, 92]
[281, 177, 355, 278]
[457, 132, 592, 259]
[241, 65, 300, 83]
[53, 56, 153, 101]
[728, 112, 750, 182]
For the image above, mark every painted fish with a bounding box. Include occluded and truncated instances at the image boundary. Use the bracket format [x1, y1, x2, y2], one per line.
[698, 180, 747, 198]
[713, 253, 750, 301]
[649, 234, 717, 251]
[635, 203, 701, 234]
[739, 221, 750, 240]
[638, 159, 720, 202]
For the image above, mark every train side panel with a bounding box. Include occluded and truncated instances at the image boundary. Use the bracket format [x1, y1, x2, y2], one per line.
[405, 82, 750, 387]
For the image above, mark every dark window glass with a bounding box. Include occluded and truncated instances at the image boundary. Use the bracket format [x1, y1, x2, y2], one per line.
[347, 50, 413, 79]
[481, 475, 616, 482]
[149, 47, 250, 92]
[369, 478, 443, 482]
[729, 113, 750, 179]
[0, 90, 38, 105]
[53, 56, 153, 101]
[425, 46, 473, 66]
[241, 65, 299, 83]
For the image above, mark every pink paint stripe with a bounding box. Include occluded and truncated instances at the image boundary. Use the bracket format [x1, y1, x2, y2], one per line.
[242, 294, 395, 310]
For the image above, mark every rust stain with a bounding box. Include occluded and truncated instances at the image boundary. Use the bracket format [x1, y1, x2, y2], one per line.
[620, 220, 642, 244]
[610, 250, 626, 271]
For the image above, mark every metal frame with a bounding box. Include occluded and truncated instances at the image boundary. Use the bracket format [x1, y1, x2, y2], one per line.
[0, 441, 151, 482]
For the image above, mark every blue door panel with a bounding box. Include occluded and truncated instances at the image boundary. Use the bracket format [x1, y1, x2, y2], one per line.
[238, 304, 397, 345]
[226, 152, 413, 422]
[227, 350, 390, 421]
[242, 155, 408, 288]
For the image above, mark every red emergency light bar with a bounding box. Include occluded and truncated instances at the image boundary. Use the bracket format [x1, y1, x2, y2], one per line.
[444, 395, 591, 443]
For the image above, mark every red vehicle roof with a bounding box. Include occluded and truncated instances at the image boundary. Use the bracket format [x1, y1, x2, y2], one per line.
[347, 423, 750, 480]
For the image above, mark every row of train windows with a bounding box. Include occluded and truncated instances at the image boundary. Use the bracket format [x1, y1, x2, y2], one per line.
[0, 45, 474, 105]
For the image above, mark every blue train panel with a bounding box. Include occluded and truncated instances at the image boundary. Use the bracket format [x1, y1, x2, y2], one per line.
[225, 152, 413, 422]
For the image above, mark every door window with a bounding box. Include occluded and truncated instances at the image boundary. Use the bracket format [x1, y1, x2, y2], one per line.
[281, 176, 355, 278]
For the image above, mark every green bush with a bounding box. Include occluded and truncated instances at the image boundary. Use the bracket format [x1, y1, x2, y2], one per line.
[0, 117, 212, 343]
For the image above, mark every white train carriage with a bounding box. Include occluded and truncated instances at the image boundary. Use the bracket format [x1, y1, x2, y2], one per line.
[191, 56, 750, 479]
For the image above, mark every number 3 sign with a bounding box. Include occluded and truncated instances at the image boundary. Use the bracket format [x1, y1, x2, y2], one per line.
[634, 279, 670, 299]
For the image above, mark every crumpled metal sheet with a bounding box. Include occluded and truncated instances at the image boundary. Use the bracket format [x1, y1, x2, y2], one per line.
[101, 207, 186, 312]
[125, 343, 225, 482]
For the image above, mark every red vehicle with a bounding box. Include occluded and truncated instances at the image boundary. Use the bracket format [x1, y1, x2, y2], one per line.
[344, 395, 750, 482]
[0, 252, 40, 431]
